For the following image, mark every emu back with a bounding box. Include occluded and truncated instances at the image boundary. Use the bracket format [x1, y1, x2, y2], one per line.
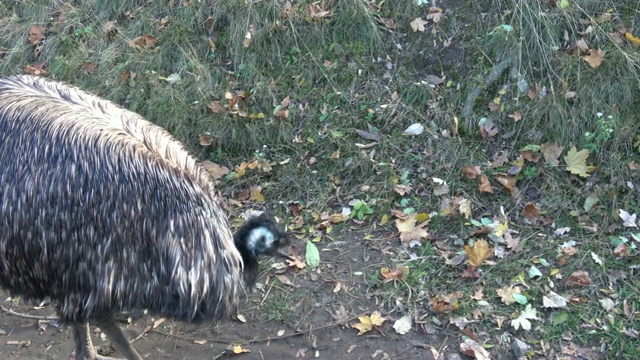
[0, 75, 245, 324]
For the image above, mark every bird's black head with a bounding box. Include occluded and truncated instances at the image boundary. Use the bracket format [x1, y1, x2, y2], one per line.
[234, 212, 288, 285]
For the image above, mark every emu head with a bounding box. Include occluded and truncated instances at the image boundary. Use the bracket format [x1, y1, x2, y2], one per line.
[234, 212, 288, 285]
[235, 212, 287, 256]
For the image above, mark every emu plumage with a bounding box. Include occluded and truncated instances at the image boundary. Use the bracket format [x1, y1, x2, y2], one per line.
[0, 75, 286, 360]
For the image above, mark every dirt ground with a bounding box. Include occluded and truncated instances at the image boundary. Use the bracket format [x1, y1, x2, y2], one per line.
[0, 228, 513, 360]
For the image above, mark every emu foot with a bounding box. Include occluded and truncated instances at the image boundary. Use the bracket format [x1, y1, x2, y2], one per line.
[73, 320, 142, 360]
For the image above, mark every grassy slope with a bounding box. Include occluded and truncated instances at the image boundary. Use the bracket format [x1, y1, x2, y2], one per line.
[1, 0, 639, 358]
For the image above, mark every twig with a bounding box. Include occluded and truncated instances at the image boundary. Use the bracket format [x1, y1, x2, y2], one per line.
[0, 305, 58, 321]
[152, 313, 367, 345]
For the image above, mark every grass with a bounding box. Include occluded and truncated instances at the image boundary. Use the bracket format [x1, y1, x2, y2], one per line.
[2, 0, 640, 358]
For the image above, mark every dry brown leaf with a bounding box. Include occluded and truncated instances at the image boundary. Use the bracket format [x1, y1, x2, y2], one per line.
[410, 18, 428, 32]
[582, 49, 605, 68]
[394, 184, 412, 196]
[478, 174, 494, 193]
[494, 173, 518, 195]
[566, 270, 592, 287]
[541, 142, 564, 166]
[82, 62, 96, 74]
[201, 160, 229, 180]
[131, 34, 158, 48]
[461, 165, 482, 179]
[504, 232, 522, 253]
[521, 203, 540, 221]
[380, 266, 409, 282]
[28, 27, 46, 45]
[464, 239, 492, 267]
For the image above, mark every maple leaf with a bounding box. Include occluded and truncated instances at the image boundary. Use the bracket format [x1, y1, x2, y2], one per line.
[395, 213, 429, 246]
[460, 339, 490, 360]
[410, 18, 428, 32]
[511, 305, 537, 331]
[618, 209, 638, 228]
[504, 232, 523, 253]
[352, 311, 385, 335]
[625, 31, 640, 46]
[582, 49, 605, 68]
[464, 239, 492, 267]
[496, 285, 521, 305]
[563, 147, 593, 177]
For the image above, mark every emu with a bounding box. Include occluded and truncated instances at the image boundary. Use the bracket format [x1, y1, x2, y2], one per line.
[0, 75, 286, 360]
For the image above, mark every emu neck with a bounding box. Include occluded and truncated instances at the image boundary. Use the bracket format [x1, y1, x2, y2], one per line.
[234, 233, 259, 286]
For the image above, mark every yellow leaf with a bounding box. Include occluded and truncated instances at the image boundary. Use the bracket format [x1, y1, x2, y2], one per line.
[352, 315, 373, 335]
[625, 32, 640, 46]
[250, 185, 265, 202]
[563, 147, 593, 177]
[352, 311, 385, 335]
[233, 345, 250, 354]
[370, 311, 385, 326]
[464, 239, 492, 267]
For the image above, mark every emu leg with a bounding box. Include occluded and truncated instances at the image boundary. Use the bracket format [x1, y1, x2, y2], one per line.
[95, 317, 143, 360]
[72, 321, 135, 360]
[73, 323, 98, 360]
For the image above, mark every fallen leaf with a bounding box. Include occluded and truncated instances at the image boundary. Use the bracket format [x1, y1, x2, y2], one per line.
[478, 174, 494, 193]
[201, 160, 229, 180]
[82, 62, 96, 74]
[464, 239, 492, 267]
[582, 49, 605, 68]
[305, 241, 320, 268]
[460, 338, 490, 360]
[543, 291, 568, 308]
[352, 311, 385, 335]
[497, 285, 521, 305]
[521, 203, 540, 221]
[380, 266, 409, 282]
[403, 123, 424, 135]
[599, 297, 615, 312]
[566, 270, 592, 287]
[564, 147, 593, 177]
[395, 213, 429, 246]
[511, 305, 537, 331]
[410, 18, 428, 32]
[208, 100, 226, 114]
[28, 27, 46, 45]
[541, 142, 564, 166]
[625, 31, 640, 46]
[131, 34, 158, 48]
[394, 184, 412, 196]
[508, 111, 522, 121]
[431, 177, 450, 196]
[618, 209, 638, 228]
[249, 185, 264, 202]
[233, 345, 250, 354]
[355, 129, 380, 141]
[461, 165, 482, 179]
[393, 315, 412, 335]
